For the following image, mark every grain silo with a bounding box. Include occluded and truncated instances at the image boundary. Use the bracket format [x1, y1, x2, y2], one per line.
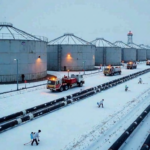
[0, 22, 48, 82]
[139, 44, 150, 60]
[91, 38, 121, 66]
[47, 33, 95, 71]
[114, 41, 136, 62]
[128, 43, 146, 61]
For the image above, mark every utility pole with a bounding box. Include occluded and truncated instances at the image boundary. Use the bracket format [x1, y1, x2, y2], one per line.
[14, 59, 19, 90]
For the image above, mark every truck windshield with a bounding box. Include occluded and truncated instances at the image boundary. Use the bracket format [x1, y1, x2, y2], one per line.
[47, 80, 56, 85]
[105, 68, 110, 71]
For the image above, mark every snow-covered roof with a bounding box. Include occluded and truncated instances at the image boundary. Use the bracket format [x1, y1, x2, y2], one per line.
[128, 43, 142, 49]
[0, 22, 48, 42]
[139, 44, 150, 49]
[48, 33, 92, 45]
[91, 38, 118, 47]
[114, 41, 131, 48]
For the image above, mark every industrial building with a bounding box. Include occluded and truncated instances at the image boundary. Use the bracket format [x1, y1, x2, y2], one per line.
[139, 44, 150, 60]
[0, 22, 48, 82]
[47, 33, 95, 71]
[91, 38, 121, 66]
[127, 31, 146, 61]
[114, 41, 136, 62]
[127, 43, 146, 61]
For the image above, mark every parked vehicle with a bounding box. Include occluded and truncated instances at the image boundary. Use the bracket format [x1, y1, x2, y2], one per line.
[146, 60, 150, 65]
[47, 74, 85, 92]
[103, 66, 121, 76]
[127, 61, 137, 69]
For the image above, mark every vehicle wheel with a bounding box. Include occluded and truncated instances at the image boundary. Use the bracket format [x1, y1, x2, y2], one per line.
[65, 85, 68, 91]
[79, 82, 83, 87]
[59, 87, 63, 92]
[104, 74, 106, 76]
[119, 72, 121, 75]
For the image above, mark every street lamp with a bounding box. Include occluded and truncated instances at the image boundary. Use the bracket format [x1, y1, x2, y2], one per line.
[83, 61, 86, 75]
[67, 70, 69, 78]
[14, 59, 19, 90]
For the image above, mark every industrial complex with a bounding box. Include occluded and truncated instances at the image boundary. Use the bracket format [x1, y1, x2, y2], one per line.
[0, 23, 150, 82]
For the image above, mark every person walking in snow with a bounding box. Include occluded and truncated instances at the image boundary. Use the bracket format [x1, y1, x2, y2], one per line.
[24, 132, 34, 145]
[30, 132, 34, 141]
[31, 130, 41, 146]
[125, 85, 128, 91]
[98, 99, 104, 108]
[138, 78, 142, 84]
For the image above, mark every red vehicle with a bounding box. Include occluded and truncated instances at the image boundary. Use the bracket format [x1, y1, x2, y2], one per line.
[47, 74, 85, 92]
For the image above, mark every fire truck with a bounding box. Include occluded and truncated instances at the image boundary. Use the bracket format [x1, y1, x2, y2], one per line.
[103, 66, 121, 76]
[127, 61, 137, 69]
[146, 60, 150, 65]
[47, 74, 85, 92]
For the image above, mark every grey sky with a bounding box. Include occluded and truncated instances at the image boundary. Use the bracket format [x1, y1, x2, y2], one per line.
[0, 0, 150, 45]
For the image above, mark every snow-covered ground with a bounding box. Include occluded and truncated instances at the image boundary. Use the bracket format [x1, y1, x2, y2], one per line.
[0, 62, 147, 93]
[0, 63, 149, 117]
[0, 63, 150, 150]
[119, 112, 150, 150]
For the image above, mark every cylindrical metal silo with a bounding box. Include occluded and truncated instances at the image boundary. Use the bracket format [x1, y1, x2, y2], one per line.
[114, 41, 136, 62]
[0, 22, 48, 82]
[128, 43, 146, 61]
[47, 33, 96, 71]
[91, 38, 121, 66]
[139, 44, 150, 60]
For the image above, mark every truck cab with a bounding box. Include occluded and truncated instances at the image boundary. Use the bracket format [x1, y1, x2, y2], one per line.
[127, 61, 137, 69]
[47, 77, 62, 91]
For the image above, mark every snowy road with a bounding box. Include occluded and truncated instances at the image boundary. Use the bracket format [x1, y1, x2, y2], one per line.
[0, 63, 149, 117]
[0, 64, 150, 150]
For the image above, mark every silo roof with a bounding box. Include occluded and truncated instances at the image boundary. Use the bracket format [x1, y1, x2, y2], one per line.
[114, 41, 131, 48]
[91, 38, 118, 47]
[139, 44, 150, 49]
[128, 43, 142, 49]
[0, 22, 48, 42]
[48, 33, 92, 45]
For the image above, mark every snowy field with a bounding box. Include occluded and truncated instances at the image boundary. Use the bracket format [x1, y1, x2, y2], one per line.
[0, 63, 150, 150]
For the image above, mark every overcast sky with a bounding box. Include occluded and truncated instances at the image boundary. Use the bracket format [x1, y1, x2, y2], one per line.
[0, 0, 150, 45]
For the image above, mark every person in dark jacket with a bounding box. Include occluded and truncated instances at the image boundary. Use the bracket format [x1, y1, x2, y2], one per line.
[21, 74, 25, 82]
[98, 99, 104, 108]
[138, 78, 142, 84]
[31, 130, 41, 146]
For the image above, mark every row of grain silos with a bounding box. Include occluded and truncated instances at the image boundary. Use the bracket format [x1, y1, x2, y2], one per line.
[47, 34, 150, 71]
[1, 22, 150, 82]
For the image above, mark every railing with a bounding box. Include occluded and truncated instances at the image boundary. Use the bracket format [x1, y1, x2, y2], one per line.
[0, 22, 13, 27]
[0, 33, 48, 42]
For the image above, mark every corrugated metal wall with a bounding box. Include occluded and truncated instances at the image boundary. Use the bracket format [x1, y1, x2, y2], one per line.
[146, 49, 150, 60]
[0, 40, 47, 82]
[95, 47, 121, 66]
[47, 45, 95, 71]
[105, 47, 121, 66]
[136, 49, 146, 61]
[122, 48, 136, 62]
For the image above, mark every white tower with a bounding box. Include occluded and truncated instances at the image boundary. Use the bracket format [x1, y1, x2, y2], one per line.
[127, 31, 133, 44]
